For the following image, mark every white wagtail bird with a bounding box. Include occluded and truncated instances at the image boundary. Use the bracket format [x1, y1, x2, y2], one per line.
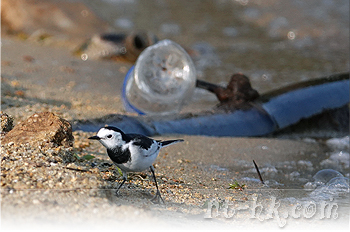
[88, 126, 184, 204]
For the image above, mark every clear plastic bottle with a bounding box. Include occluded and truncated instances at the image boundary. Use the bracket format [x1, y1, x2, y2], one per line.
[122, 40, 196, 115]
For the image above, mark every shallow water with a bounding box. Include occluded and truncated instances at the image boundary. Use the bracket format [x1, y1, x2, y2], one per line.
[82, 0, 349, 94]
[240, 136, 349, 222]
[202, 136, 349, 228]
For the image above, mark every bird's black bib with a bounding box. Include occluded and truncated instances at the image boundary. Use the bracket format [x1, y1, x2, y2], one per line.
[107, 147, 131, 164]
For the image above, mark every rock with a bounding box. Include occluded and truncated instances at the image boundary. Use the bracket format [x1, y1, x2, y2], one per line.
[2, 112, 74, 147]
[0, 112, 14, 134]
[74, 31, 158, 63]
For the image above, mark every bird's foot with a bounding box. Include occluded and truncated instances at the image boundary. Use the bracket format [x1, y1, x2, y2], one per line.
[151, 190, 165, 204]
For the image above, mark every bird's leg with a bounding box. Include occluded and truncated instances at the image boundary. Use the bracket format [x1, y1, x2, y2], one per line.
[115, 172, 127, 196]
[149, 166, 164, 204]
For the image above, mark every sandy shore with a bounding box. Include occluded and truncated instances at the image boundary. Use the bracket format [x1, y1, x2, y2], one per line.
[1, 36, 348, 231]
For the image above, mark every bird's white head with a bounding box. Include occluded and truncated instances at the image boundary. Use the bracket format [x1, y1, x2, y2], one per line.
[89, 126, 126, 149]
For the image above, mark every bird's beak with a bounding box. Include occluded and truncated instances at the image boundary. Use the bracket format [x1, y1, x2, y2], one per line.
[88, 135, 100, 140]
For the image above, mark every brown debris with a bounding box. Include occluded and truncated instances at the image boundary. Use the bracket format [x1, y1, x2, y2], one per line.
[196, 73, 260, 111]
[74, 31, 158, 63]
[2, 112, 74, 147]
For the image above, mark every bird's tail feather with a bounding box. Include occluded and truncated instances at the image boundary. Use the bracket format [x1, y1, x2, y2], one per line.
[160, 139, 184, 147]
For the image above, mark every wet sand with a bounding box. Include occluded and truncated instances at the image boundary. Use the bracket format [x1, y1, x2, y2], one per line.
[1, 36, 347, 231]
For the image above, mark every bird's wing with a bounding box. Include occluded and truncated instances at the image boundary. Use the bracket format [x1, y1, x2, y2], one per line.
[130, 135, 160, 158]
[128, 134, 157, 150]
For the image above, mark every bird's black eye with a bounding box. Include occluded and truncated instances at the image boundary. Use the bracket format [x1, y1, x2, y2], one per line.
[107, 134, 112, 139]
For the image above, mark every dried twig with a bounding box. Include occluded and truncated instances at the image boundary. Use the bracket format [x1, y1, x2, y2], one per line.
[253, 160, 264, 184]
[64, 167, 90, 172]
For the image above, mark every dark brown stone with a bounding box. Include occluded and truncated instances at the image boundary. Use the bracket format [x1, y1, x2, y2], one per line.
[0, 112, 14, 134]
[2, 112, 74, 147]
